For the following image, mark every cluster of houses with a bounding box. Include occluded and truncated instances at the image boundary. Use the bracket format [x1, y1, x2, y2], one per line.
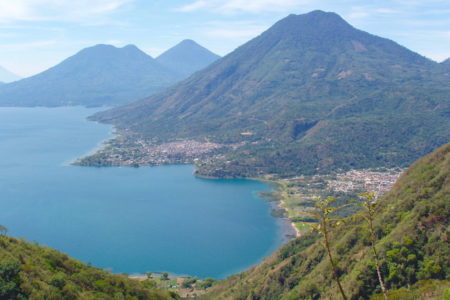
[325, 169, 403, 195]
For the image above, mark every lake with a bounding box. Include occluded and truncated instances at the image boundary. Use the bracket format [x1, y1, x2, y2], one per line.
[0, 106, 289, 278]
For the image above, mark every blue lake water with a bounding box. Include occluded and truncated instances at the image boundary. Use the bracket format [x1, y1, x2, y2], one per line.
[0, 106, 288, 278]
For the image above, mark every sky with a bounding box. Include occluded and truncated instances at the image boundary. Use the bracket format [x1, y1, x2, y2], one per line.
[0, 0, 449, 77]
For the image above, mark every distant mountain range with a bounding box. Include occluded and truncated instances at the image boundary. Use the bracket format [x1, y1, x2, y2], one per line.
[0, 41, 219, 107]
[0, 66, 21, 83]
[93, 10, 450, 177]
[442, 58, 450, 69]
[156, 39, 220, 78]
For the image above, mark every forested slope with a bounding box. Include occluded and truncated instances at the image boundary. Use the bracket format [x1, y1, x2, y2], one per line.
[0, 235, 180, 300]
[202, 143, 450, 299]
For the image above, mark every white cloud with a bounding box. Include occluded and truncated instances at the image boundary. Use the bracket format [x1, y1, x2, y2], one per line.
[205, 28, 264, 39]
[0, 40, 57, 51]
[346, 11, 370, 19]
[375, 8, 399, 14]
[392, 0, 450, 5]
[0, 1, 32, 22]
[395, 29, 450, 39]
[203, 23, 267, 39]
[0, 0, 134, 23]
[197, 20, 268, 40]
[0, 32, 21, 38]
[178, 0, 310, 14]
[178, 0, 210, 12]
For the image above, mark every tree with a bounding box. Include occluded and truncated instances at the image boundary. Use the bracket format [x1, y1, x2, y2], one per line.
[357, 192, 389, 300]
[146, 272, 152, 279]
[198, 278, 216, 289]
[0, 261, 22, 299]
[181, 277, 197, 289]
[161, 272, 169, 280]
[310, 197, 348, 300]
[0, 225, 7, 236]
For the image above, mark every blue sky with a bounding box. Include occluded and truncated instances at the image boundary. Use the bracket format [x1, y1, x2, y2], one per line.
[1, 0, 449, 77]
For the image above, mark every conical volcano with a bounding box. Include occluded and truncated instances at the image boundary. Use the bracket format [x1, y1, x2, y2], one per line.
[0, 44, 179, 106]
[93, 10, 450, 177]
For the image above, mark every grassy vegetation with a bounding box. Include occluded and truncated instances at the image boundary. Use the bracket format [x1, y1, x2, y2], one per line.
[0, 235, 180, 300]
[260, 173, 376, 236]
[130, 274, 217, 298]
[371, 280, 450, 300]
[268, 180, 316, 235]
[295, 223, 312, 231]
[200, 142, 450, 299]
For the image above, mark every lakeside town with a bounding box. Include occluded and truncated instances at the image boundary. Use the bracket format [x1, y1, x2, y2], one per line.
[267, 167, 404, 235]
[288, 167, 404, 196]
[75, 135, 223, 166]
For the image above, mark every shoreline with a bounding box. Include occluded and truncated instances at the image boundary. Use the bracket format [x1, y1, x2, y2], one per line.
[65, 110, 117, 166]
[269, 199, 300, 240]
[127, 271, 191, 280]
[66, 130, 115, 166]
[256, 178, 301, 239]
[278, 198, 301, 238]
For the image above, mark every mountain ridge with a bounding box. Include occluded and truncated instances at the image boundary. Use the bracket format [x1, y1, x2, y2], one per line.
[91, 10, 450, 177]
[442, 58, 450, 72]
[0, 66, 21, 83]
[156, 39, 220, 78]
[0, 41, 220, 107]
[0, 44, 179, 107]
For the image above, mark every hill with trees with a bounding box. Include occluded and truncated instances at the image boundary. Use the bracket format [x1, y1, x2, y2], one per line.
[0, 233, 180, 299]
[201, 142, 450, 299]
[91, 10, 450, 177]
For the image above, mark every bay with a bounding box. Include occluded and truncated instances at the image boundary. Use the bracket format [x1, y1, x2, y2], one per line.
[0, 106, 287, 278]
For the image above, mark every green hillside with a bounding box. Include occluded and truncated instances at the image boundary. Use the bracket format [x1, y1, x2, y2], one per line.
[201, 142, 450, 299]
[0, 235, 180, 300]
[91, 10, 450, 177]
